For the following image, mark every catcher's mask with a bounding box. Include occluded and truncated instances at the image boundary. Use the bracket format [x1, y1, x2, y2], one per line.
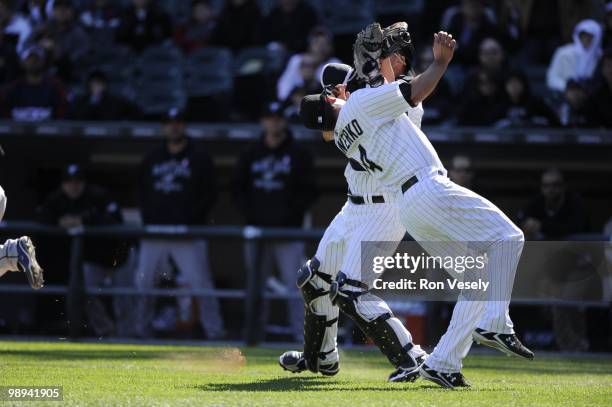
[300, 91, 345, 131]
[382, 24, 415, 73]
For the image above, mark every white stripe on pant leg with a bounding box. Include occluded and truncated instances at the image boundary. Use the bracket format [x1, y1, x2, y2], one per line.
[426, 299, 486, 373]
[478, 233, 524, 334]
[310, 209, 350, 363]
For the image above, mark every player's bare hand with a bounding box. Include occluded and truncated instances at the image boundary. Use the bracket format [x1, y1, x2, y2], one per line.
[432, 31, 456, 66]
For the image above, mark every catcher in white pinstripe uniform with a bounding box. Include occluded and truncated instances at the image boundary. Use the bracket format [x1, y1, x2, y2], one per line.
[279, 22, 448, 383]
[299, 23, 535, 389]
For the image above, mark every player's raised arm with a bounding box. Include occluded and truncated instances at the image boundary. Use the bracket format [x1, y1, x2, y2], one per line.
[408, 31, 456, 104]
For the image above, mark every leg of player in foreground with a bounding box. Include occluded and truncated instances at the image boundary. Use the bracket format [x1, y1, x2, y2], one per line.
[279, 200, 428, 382]
[329, 204, 428, 382]
[0, 186, 44, 289]
[278, 210, 346, 377]
[398, 171, 534, 388]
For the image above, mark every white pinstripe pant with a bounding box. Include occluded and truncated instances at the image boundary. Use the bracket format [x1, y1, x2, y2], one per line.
[0, 185, 19, 278]
[399, 167, 524, 373]
[313, 196, 414, 364]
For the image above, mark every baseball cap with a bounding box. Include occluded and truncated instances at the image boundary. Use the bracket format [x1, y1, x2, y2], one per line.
[62, 164, 84, 181]
[164, 107, 185, 122]
[20, 45, 45, 61]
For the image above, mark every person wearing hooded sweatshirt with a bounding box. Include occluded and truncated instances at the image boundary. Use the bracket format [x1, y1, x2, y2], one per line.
[232, 102, 317, 341]
[547, 19, 603, 92]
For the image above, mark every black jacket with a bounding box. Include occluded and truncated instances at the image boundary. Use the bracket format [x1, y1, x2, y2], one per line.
[518, 192, 589, 239]
[68, 91, 141, 121]
[140, 139, 217, 225]
[232, 131, 316, 227]
[37, 184, 123, 267]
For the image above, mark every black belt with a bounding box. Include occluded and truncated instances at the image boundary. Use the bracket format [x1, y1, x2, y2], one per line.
[401, 170, 444, 194]
[348, 194, 385, 205]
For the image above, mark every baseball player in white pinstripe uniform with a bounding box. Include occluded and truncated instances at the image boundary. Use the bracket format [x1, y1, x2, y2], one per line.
[299, 24, 534, 389]
[280, 22, 451, 383]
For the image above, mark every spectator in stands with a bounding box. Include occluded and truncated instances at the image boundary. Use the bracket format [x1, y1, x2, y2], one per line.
[261, 0, 318, 54]
[518, 168, 590, 352]
[282, 85, 305, 124]
[456, 70, 505, 125]
[173, 0, 216, 54]
[448, 154, 474, 189]
[0, 0, 32, 52]
[0, 45, 66, 120]
[443, 0, 505, 66]
[497, 70, 559, 128]
[68, 70, 140, 121]
[518, 168, 589, 240]
[416, 47, 453, 125]
[135, 108, 224, 339]
[462, 37, 508, 97]
[604, 2, 612, 49]
[116, 0, 172, 52]
[277, 26, 338, 102]
[591, 49, 612, 127]
[0, 28, 20, 83]
[213, 0, 261, 52]
[37, 164, 132, 337]
[547, 19, 603, 92]
[79, 0, 121, 34]
[232, 102, 317, 341]
[36, 31, 74, 82]
[34, 0, 89, 64]
[24, 0, 53, 26]
[558, 79, 601, 127]
[498, 0, 567, 63]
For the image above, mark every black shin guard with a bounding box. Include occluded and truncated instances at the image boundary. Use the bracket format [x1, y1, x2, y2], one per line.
[298, 258, 338, 373]
[334, 289, 416, 369]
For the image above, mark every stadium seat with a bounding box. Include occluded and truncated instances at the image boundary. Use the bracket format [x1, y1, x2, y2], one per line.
[317, 0, 374, 34]
[233, 47, 272, 77]
[135, 85, 187, 117]
[374, 0, 424, 17]
[139, 43, 183, 66]
[184, 47, 233, 97]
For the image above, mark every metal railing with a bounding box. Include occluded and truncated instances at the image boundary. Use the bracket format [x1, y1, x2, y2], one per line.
[0, 221, 325, 344]
[0, 221, 609, 344]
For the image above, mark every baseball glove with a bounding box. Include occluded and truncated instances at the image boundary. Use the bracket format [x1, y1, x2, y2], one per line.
[353, 22, 384, 87]
[381, 22, 413, 59]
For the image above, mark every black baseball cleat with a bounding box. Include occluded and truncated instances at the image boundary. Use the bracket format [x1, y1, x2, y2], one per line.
[473, 328, 534, 360]
[419, 364, 471, 389]
[16, 236, 44, 290]
[388, 354, 428, 383]
[278, 351, 339, 376]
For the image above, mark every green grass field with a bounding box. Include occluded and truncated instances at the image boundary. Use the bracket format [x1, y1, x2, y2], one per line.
[0, 341, 610, 406]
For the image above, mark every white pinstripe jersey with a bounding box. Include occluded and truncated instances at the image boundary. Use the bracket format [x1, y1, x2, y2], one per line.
[334, 82, 444, 189]
[344, 102, 424, 195]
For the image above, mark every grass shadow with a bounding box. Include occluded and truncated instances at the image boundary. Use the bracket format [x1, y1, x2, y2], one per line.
[189, 376, 427, 393]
